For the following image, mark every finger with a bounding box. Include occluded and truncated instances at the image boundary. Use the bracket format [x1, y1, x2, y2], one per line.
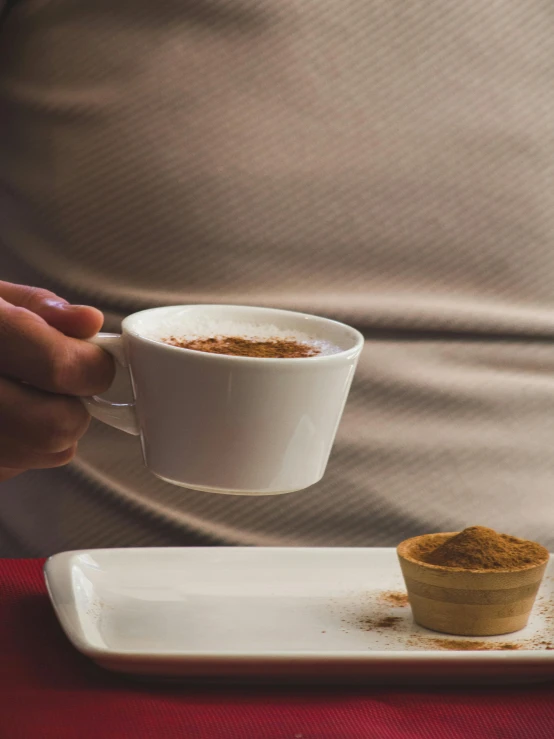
[0, 376, 91, 455]
[38, 303, 104, 340]
[0, 467, 23, 483]
[0, 437, 77, 469]
[0, 281, 104, 339]
[0, 298, 114, 395]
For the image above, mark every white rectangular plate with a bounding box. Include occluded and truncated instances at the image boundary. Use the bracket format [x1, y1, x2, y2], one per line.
[44, 547, 554, 684]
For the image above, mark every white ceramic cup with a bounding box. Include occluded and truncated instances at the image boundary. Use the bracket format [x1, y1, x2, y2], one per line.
[82, 305, 363, 495]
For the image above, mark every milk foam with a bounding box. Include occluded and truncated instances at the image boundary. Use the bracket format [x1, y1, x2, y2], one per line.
[144, 317, 342, 356]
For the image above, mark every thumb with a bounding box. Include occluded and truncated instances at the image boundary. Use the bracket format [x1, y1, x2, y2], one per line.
[0, 281, 104, 339]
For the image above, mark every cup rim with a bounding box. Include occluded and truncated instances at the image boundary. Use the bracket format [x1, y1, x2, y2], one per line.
[397, 532, 550, 575]
[121, 304, 364, 364]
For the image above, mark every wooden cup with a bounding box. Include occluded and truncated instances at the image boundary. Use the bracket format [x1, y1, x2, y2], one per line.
[397, 533, 549, 637]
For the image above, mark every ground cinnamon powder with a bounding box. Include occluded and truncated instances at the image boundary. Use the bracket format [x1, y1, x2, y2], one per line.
[415, 526, 548, 570]
[358, 615, 402, 631]
[425, 638, 521, 651]
[162, 336, 319, 358]
[379, 591, 409, 607]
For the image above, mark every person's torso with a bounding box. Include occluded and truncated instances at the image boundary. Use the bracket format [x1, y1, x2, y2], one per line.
[2, 0, 554, 553]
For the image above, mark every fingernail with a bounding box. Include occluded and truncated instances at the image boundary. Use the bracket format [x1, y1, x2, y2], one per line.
[44, 299, 99, 314]
[59, 304, 92, 312]
[43, 299, 69, 309]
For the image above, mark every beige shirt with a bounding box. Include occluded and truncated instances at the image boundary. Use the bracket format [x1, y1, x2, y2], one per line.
[1, 0, 554, 555]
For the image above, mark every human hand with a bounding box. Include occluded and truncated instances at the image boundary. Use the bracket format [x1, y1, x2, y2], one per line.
[0, 281, 115, 482]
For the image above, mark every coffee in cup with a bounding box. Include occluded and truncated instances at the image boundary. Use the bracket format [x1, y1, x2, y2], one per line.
[159, 317, 343, 358]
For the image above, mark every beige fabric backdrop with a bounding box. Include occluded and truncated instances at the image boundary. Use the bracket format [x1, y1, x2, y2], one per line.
[1, 0, 554, 555]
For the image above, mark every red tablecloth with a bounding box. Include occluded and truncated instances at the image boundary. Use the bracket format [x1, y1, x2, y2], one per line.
[1, 559, 554, 739]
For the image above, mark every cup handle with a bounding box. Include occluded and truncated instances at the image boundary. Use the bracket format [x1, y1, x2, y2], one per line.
[80, 333, 140, 436]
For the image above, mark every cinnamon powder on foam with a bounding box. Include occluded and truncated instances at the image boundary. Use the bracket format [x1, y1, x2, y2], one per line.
[162, 336, 320, 358]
